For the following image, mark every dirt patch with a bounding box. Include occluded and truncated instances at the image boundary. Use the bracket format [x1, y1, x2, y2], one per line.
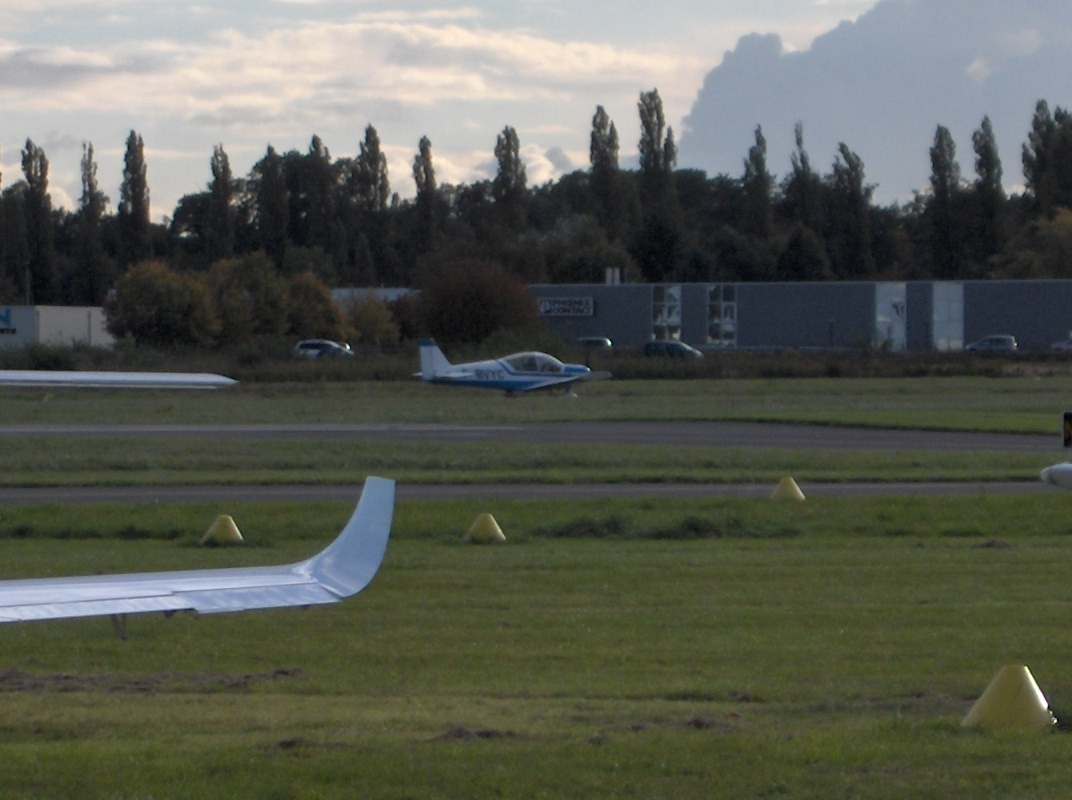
[0, 666, 302, 694]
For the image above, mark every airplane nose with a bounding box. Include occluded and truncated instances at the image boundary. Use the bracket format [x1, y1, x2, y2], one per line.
[1041, 466, 1053, 484]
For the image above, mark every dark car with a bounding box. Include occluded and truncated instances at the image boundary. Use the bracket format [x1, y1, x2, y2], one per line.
[643, 340, 704, 358]
[965, 335, 1017, 353]
[294, 339, 355, 359]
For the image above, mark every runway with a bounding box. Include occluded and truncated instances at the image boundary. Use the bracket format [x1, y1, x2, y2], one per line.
[0, 420, 1060, 504]
[0, 420, 1059, 452]
[0, 480, 1056, 506]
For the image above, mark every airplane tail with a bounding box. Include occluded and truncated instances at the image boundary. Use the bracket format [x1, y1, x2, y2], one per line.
[419, 339, 452, 380]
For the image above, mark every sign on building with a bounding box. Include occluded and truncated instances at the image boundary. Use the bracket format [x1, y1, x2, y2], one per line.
[537, 297, 594, 317]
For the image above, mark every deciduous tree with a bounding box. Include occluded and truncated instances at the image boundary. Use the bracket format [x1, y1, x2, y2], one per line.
[104, 261, 218, 346]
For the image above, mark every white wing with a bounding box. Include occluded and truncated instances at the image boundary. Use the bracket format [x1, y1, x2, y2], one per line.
[0, 477, 394, 624]
[0, 370, 237, 389]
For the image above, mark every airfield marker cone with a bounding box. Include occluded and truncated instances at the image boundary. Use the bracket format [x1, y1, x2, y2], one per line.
[201, 514, 244, 546]
[961, 665, 1056, 731]
[465, 513, 506, 543]
[771, 476, 806, 501]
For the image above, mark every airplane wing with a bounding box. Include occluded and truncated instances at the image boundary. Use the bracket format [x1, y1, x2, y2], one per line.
[0, 370, 237, 389]
[0, 477, 394, 627]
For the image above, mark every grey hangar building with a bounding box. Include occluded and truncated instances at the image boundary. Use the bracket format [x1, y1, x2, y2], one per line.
[528, 281, 1072, 353]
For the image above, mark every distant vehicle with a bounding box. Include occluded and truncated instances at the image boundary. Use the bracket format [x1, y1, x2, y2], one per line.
[417, 339, 610, 395]
[965, 335, 1017, 353]
[295, 339, 355, 359]
[1052, 336, 1072, 351]
[577, 336, 613, 350]
[643, 340, 704, 359]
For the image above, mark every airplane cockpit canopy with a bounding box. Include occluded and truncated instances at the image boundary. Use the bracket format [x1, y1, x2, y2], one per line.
[502, 352, 565, 373]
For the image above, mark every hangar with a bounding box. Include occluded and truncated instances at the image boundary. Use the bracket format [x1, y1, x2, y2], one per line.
[530, 280, 1072, 353]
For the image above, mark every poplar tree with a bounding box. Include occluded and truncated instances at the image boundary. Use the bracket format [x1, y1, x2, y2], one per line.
[784, 121, 823, 235]
[205, 144, 235, 261]
[590, 105, 625, 240]
[492, 125, 526, 230]
[742, 125, 772, 239]
[412, 136, 437, 253]
[633, 89, 682, 281]
[356, 125, 390, 213]
[826, 143, 874, 278]
[119, 130, 151, 265]
[928, 125, 961, 278]
[74, 142, 110, 303]
[21, 139, 54, 303]
[637, 89, 675, 210]
[972, 115, 1006, 260]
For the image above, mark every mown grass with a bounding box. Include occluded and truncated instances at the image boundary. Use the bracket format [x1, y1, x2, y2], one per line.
[1, 496, 1072, 797]
[3, 375, 1072, 432]
[0, 435, 1054, 487]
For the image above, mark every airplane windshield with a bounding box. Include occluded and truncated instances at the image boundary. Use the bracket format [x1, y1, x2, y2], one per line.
[503, 352, 564, 373]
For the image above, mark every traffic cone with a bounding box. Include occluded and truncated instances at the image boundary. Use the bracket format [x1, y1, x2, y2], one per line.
[201, 514, 244, 545]
[962, 665, 1056, 731]
[771, 476, 805, 501]
[465, 513, 506, 543]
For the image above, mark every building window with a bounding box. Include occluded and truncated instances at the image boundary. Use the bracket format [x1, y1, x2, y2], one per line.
[652, 285, 682, 340]
[707, 284, 737, 348]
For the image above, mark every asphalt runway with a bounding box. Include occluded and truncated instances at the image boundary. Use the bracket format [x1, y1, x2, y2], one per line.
[0, 480, 1057, 506]
[0, 420, 1060, 451]
[0, 420, 1062, 504]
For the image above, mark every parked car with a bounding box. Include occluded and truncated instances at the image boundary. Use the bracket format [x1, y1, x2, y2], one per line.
[965, 335, 1017, 353]
[294, 339, 355, 359]
[643, 339, 704, 358]
[577, 336, 613, 350]
[1052, 336, 1072, 351]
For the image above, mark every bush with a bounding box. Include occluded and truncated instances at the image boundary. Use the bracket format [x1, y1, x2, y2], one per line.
[420, 260, 537, 344]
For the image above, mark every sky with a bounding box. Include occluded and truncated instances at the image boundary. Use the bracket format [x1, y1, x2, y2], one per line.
[0, 0, 879, 221]
[678, 0, 1072, 202]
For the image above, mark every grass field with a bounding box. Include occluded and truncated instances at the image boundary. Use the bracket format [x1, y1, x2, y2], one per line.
[2, 375, 1072, 431]
[1, 496, 1072, 798]
[3, 375, 1072, 797]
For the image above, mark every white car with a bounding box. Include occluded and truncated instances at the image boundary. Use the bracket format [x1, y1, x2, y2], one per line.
[295, 339, 355, 359]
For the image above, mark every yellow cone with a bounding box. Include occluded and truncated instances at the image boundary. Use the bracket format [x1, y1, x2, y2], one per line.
[962, 665, 1056, 731]
[201, 514, 244, 546]
[465, 513, 506, 543]
[771, 476, 805, 501]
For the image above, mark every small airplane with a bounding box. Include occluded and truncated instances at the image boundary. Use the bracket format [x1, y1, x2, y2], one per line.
[0, 477, 394, 638]
[417, 339, 610, 395]
[0, 370, 237, 389]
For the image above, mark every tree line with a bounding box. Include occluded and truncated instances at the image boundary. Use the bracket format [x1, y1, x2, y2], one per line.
[3, 92, 1072, 345]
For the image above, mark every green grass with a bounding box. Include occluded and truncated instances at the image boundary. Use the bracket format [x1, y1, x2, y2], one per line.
[2, 496, 1072, 797]
[3, 375, 1072, 431]
[0, 435, 1054, 487]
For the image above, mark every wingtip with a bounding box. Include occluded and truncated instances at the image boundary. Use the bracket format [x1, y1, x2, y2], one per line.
[306, 477, 396, 599]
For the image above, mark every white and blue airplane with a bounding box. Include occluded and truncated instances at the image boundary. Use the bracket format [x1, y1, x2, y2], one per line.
[417, 339, 610, 395]
[0, 477, 394, 638]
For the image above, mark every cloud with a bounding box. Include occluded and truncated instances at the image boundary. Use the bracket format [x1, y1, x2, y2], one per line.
[678, 0, 1072, 202]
